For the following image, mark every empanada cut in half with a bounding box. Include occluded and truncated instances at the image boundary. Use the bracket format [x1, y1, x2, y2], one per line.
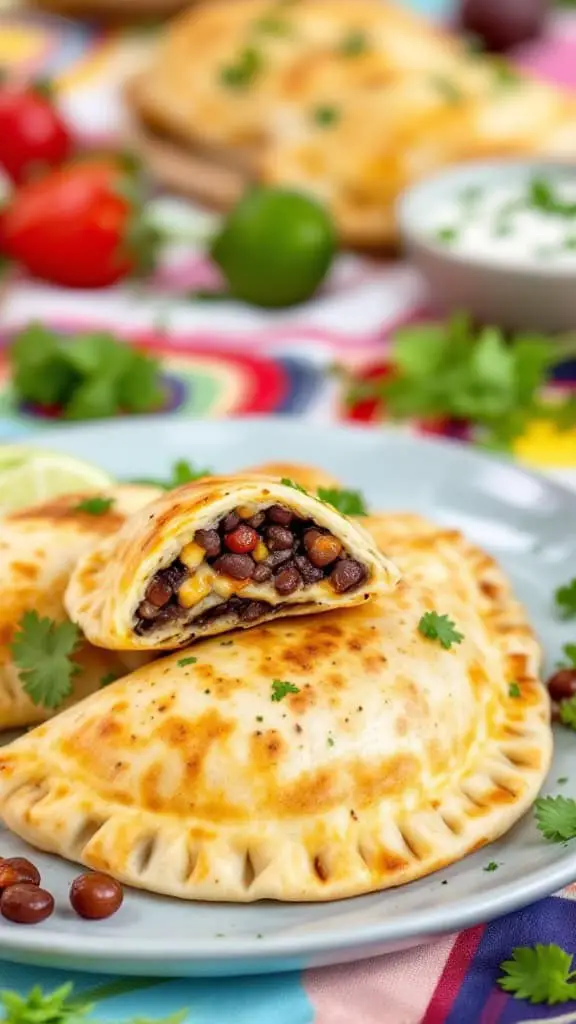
[65, 475, 397, 650]
[0, 515, 551, 901]
[0, 485, 160, 731]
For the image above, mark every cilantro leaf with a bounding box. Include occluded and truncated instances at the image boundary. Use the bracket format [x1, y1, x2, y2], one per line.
[535, 795, 576, 842]
[0, 983, 187, 1024]
[555, 578, 576, 619]
[498, 944, 576, 1004]
[339, 30, 368, 56]
[280, 477, 309, 495]
[10, 612, 81, 709]
[316, 487, 367, 515]
[0, 983, 91, 1024]
[271, 679, 300, 702]
[131, 460, 213, 490]
[311, 105, 340, 127]
[177, 656, 197, 667]
[560, 696, 576, 730]
[559, 644, 576, 669]
[73, 497, 115, 516]
[9, 324, 164, 421]
[509, 682, 521, 698]
[484, 861, 499, 872]
[99, 672, 119, 688]
[418, 611, 464, 650]
[345, 313, 576, 449]
[220, 47, 262, 89]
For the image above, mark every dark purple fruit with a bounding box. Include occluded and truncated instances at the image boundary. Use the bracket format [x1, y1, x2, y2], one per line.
[458, 0, 548, 52]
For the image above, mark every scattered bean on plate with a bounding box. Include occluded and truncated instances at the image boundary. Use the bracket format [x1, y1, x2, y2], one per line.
[70, 871, 124, 920]
[1, 882, 54, 924]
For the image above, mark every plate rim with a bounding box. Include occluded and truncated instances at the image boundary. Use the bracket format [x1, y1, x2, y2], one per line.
[1, 417, 575, 971]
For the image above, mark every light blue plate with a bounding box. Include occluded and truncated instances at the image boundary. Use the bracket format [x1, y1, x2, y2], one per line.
[1, 417, 575, 978]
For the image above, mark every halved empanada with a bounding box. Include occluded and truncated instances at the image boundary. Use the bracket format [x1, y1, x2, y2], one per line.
[65, 474, 397, 650]
[0, 485, 160, 730]
[0, 515, 550, 901]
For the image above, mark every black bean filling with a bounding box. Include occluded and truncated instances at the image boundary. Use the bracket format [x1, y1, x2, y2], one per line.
[135, 503, 367, 634]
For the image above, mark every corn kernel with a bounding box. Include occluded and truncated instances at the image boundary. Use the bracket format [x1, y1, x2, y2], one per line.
[178, 567, 214, 608]
[236, 503, 257, 519]
[212, 575, 249, 599]
[253, 540, 269, 563]
[180, 541, 205, 570]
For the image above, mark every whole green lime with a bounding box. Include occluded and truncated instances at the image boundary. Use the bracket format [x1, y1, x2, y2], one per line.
[210, 187, 336, 308]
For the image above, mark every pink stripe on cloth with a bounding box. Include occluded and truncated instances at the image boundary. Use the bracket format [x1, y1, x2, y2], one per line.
[304, 935, 456, 1024]
[422, 924, 485, 1024]
[515, 37, 576, 88]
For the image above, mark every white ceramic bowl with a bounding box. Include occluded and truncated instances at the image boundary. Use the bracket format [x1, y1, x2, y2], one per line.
[398, 159, 576, 332]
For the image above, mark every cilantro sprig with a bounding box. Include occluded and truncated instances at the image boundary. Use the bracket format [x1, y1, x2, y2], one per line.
[10, 611, 81, 709]
[498, 944, 576, 1004]
[271, 679, 300, 702]
[534, 795, 576, 842]
[560, 697, 576, 730]
[316, 487, 367, 515]
[418, 611, 464, 650]
[0, 982, 187, 1024]
[558, 644, 576, 669]
[555, 578, 576, 619]
[131, 460, 213, 490]
[346, 312, 576, 449]
[177, 656, 197, 668]
[10, 324, 164, 420]
[73, 497, 115, 516]
[280, 477, 309, 495]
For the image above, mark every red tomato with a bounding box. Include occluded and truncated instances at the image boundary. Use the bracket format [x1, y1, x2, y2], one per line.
[0, 158, 157, 288]
[0, 82, 71, 184]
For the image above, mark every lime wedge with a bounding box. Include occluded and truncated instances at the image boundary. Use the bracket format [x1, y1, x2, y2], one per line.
[0, 445, 114, 514]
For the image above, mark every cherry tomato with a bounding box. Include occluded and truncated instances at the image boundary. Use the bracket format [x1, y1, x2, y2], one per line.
[458, 0, 548, 52]
[0, 157, 159, 288]
[0, 81, 71, 184]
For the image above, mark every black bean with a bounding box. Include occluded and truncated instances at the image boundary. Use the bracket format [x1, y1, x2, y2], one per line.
[153, 604, 182, 626]
[267, 504, 293, 526]
[137, 600, 162, 620]
[213, 553, 255, 580]
[221, 511, 240, 533]
[330, 559, 366, 593]
[247, 511, 266, 529]
[252, 563, 272, 583]
[163, 560, 189, 590]
[266, 525, 294, 551]
[1, 884, 54, 925]
[239, 600, 271, 622]
[194, 529, 221, 558]
[265, 549, 293, 572]
[145, 578, 173, 607]
[275, 566, 302, 595]
[295, 555, 324, 585]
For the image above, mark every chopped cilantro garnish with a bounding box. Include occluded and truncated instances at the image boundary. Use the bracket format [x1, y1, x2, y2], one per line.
[177, 656, 198, 668]
[484, 861, 499, 872]
[560, 696, 576, 731]
[312, 105, 341, 127]
[73, 496, 115, 516]
[508, 682, 521, 698]
[131, 459, 212, 490]
[558, 644, 576, 669]
[327, 735, 335, 747]
[558, 777, 569, 785]
[528, 177, 576, 217]
[280, 477, 308, 494]
[316, 487, 367, 515]
[430, 75, 463, 104]
[339, 30, 368, 56]
[435, 226, 458, 244]
[555, 578, 576, 619]
[10, 611, 81, 709]
[254, 13, 291, 34]
[220, 47, 262, 89]
[418, 611, 464, 650]
[100, 672, 119, 688]
[271, 679, 300, 702]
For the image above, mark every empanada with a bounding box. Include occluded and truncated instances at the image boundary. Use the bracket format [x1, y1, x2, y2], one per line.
[65, 474, 398, 649]
[129, 0, 576, 248]
[0, 514, 550, 900]
[0, 485, 159, 730]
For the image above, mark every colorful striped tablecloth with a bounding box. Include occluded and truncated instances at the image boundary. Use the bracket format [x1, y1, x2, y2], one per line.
[0, 3, 576, 1021]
